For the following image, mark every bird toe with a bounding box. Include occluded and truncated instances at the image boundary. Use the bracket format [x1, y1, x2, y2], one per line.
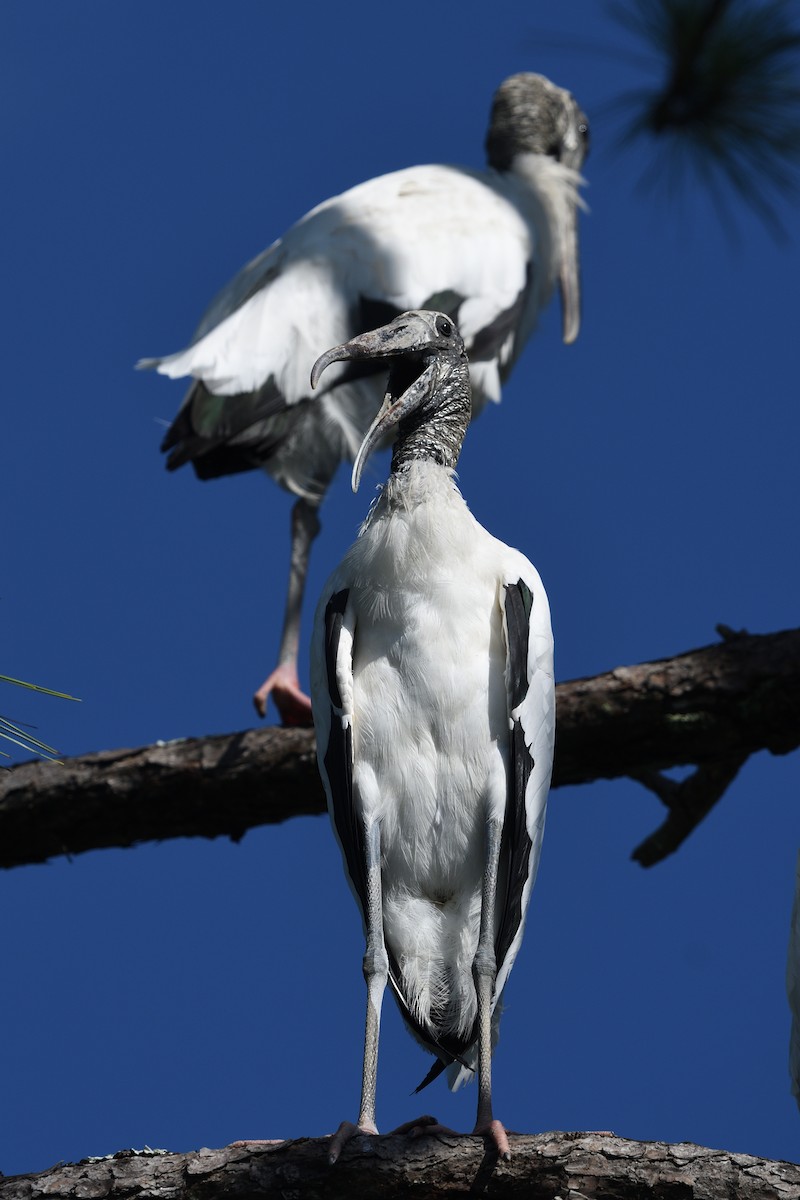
[390, 1114, 448, 1137]
[327, 1119, 378, 1165]
[473, 1117, 511, 1160]
[253, 665, 313, 726]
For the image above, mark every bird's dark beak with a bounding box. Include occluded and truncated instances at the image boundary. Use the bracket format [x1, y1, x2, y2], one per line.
[350, 368, 437, 492]
[311, 319, 422, 387]
[560, 207, 581, 345]
[311, 318, 438, 492]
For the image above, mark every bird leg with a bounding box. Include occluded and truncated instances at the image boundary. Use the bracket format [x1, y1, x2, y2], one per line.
[328, 817, 388, 1165]
[352, 818, 510, 1158]
[472, 816, 510, 1159]
[253, 497, 321, 724]
[392, 818, 511, 1154]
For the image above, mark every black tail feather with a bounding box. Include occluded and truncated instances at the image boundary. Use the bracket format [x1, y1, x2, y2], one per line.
[413, 1058, 450, 1095]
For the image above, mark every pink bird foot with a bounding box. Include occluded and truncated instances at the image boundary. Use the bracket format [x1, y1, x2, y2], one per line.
[327, 1119, 379, 1165]
[398, 1114, 511, 1160]
[327, 1116, 446, 1165]
[253, 663, 313, 725]
[474, 1117, 511, 1160]
[390, 1115, 443, 1137]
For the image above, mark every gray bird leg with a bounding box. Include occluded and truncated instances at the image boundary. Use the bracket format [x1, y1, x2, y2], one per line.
[393, 816, 509, 1153]
[328, 817, 388, 1165]
[472, 816, 510, 1159]
[357, 817, 389, 1129]
[253, 497, 321, 723]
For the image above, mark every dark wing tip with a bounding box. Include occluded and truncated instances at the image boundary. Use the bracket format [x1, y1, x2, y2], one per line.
[413, 1059, 450, 1094]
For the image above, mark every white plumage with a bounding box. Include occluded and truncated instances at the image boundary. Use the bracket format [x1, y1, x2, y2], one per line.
[317, 464, 553, 1065]
[309, 310, 555, 1160]
[150, 157, 582, 430]
[140, 73, 586, 726]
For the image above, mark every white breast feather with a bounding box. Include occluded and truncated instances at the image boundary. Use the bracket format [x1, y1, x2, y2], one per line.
[312, 461, 555, 1079]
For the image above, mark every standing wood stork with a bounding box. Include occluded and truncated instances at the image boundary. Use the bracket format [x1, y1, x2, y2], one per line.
[140, 73, 584, 726]
[309, 310, 555, 1161]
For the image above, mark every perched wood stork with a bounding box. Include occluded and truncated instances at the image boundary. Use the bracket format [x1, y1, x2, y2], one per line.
[140, 72, 584, 726]
[309, 310, 555, 1161]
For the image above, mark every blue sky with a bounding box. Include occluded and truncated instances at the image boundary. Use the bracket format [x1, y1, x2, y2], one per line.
[2, 0, 799, 1176]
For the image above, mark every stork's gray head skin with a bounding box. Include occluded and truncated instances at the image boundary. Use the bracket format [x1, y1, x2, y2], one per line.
[487, 72, 589, 346]
[311, 310, 472, 492]
[486, 72, 589, 172]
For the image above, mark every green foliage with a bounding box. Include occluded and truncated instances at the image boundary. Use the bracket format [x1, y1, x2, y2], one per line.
[0, 674, 80, 763]
[612, 0, 800, 234]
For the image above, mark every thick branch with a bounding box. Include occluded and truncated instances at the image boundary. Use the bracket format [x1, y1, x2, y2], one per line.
[554, 626, 800, 784]
[0, 726, 322, 870]
[3, 1134, 799, 1200]
[1, 628, 798, 872]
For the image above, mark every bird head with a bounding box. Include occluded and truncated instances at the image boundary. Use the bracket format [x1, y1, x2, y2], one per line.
[486, 72, 589, 172]
[486, 72, 589, 345]
[311, 310, 471, 491]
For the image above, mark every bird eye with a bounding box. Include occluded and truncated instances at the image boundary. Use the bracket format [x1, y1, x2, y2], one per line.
[436, 317, 452, 337]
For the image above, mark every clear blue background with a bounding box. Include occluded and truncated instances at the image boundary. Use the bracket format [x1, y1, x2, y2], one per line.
[2, 0, 798, 1177]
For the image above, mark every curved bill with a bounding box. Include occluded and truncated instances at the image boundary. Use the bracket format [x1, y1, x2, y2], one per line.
[311, 319, 417, 390]
[350, 361, 437, 492]
[560, 206, 581, 345]
[310, 316, 440, 492]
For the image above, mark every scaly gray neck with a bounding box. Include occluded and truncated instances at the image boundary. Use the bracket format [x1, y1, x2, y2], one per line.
[390, 364, 471, 477]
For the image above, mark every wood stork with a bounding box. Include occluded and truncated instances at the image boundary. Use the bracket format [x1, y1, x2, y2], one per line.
[140, 73, 584, 726]
[309, 310, 555, 1161]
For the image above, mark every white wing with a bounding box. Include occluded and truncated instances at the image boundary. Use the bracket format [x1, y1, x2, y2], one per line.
[143, 163, 545, 414]
[447, 544, 554, 1090]
[495, 547, 555, 1003]
[309, 571, 367, 923]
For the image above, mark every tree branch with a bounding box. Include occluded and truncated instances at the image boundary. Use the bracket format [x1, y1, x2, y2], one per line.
[2, 1134, 798, 1200]
[2, 628, 798, 872]
[630, 753, 748, 867]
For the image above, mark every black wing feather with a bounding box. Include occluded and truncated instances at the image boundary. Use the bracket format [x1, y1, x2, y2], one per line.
[161, 377, 292, 478]
[495, 579, 535, 974]
[322, 590, 367, 909]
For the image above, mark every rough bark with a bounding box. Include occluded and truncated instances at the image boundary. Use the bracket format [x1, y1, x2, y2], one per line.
[2, 1134, 798, 1200]
[0, 726, 321, 871]
[2, 628, 798, 872]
